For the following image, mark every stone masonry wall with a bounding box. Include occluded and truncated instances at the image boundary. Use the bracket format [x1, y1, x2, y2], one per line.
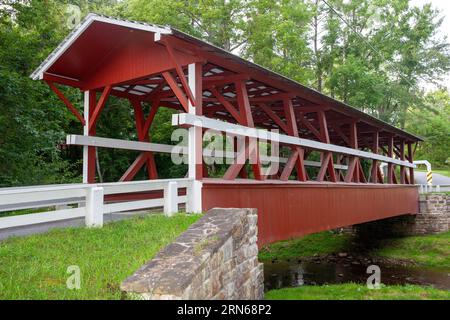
[413, 194, 450, 234]
[353, 194, 450, 237]
[120, 208, 264, 300]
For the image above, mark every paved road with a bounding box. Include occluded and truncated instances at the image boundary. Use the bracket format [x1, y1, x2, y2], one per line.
[415, 172, 450, 191]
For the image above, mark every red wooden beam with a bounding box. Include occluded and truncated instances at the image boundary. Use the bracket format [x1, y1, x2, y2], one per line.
[370, 131, 383, 184]
[399, 140, 407, 184]
[46, 81, 85, 125]
[162, 71, 189, 112]
[209, 86, 242, 122]
[331, 124, 350, 146]
[132, 100, 158, 180]
[280, 99, 307, 181]
[88, 85, 112, 131]
[407, 142, 415, 185]
[119, 153, 150, 182]
[224, 81, 263, 180]
[204, 74, 249, 87]
[387, 135, 396, 184]
[162, 39, 196, 106]
[43, 73, 83, 88]
[257, 103, 289, 134]
[143, 100, 160, 135]
[317, 111, 336, 182]
[298, 113, 322, 140]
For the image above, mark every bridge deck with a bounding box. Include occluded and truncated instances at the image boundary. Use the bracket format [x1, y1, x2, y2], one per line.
[201, 179, 419, 246]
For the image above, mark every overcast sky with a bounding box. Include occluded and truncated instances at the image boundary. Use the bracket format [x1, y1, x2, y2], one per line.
[411, 0, 450, 89]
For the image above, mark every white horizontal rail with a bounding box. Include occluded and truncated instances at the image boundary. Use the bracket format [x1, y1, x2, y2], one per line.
[0, 197, 85, 213]
[67, 134, 178, 154]
[99, 178, 190, 195]
[103, 198, 164, 214]
[0, 207, 86, 229]
[0, 187, 87, 207]
[0, 179, 192, 230]
[66, 134, 348, 170]
[173, 113, 415, 169]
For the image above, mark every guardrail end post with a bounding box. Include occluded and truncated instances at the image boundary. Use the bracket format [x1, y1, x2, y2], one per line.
[86, 187, 104, 228]
[187, 180, 202, 214]
[164, 181, 178, 217]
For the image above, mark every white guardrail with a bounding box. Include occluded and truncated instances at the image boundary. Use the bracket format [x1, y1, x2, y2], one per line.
[418, 184, 449, 194]
[0, 178, 197, 230]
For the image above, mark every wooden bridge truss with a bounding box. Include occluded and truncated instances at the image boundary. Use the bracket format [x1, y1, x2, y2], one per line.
[33, 14, 419, 187]
[30, 14, 421, 244]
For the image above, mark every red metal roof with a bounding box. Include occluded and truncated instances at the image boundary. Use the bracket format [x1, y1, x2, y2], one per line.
[32, 14, 422, 144]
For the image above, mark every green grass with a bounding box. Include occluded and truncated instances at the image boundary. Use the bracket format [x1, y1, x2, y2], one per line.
[417, 168, 450, 178]
[375, 232, 450, 268]
[0, 213, 201, 300]
[259, 231, 351, 261]
[260, 230, 450, 269]
[0, 207, 52, 218]
[265, 283, 450, 300]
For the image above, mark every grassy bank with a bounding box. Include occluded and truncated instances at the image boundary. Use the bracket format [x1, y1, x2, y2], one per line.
[0, 213, 200, 300]
[417, 168, 450, 178]
[375, 232, 450, 268]
[265, 283, 450, 300]
[259, 230, 450, 269]
[259, 231, 351, 261]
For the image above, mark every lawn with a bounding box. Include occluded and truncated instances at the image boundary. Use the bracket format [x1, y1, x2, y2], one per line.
[375, 231, 450, 268]
[259, 230, 450, 269]
[265, 283, 450, 300]
[0, 213, 201, 300]
[417, 168, 450, 178]
[259, 231, 351, 261]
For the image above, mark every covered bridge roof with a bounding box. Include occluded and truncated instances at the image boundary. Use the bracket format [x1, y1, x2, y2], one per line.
[31, 13, 422, 146]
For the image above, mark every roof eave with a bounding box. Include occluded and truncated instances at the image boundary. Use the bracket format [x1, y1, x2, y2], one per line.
[30, 13, 172, 81]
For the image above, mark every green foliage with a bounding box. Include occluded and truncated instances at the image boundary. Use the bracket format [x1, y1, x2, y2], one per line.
[406, 90, 450, 167]
[0, 213, 201, 300]
[375, 231, 450, 269]
[259, 231, 351, 261]
[0, 0, 448, 186]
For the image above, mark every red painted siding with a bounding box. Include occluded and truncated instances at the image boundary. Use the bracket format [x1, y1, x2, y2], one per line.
[202, 181, 419, 246]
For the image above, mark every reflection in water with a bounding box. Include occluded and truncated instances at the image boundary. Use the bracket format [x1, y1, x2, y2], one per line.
[264, 260, 450, 291]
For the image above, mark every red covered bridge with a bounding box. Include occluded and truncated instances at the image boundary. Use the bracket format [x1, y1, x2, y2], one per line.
[31, 14, 421, 245]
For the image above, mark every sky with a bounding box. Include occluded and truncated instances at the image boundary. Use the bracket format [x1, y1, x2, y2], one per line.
[411, 0, 450, 89]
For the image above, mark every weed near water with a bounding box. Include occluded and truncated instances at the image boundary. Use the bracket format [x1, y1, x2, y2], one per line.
[265, 283, 450, 300]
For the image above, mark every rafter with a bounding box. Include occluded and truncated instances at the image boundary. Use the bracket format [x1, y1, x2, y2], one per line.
[162, 71, 189, 112]
[46, 81, 85, 125]
[162, 39, 196, 106]
[257, 103, 289, 133]
[209, 86, 242, 122]
[89, 85, 112, 131]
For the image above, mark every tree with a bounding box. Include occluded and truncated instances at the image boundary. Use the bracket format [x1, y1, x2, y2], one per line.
[406, 89, 450, 168]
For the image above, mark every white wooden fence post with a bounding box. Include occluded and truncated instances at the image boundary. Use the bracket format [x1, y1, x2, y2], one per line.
[82, 91, 90, 184]
[85, 186, 104, 227]
[187, 180, 202, 213]
[164, 181, 178, 217]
